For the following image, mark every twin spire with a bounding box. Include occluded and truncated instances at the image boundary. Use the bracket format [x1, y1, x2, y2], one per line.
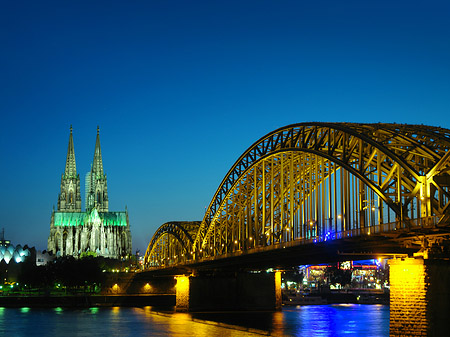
[64, 126, 104, 179]
[61, 126, 108, 212]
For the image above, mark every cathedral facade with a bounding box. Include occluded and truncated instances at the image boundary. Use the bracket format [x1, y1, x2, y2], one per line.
[47, 127, 132, 259]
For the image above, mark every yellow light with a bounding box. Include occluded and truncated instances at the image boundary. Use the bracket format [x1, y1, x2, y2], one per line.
[249, 237, 253, 240]
[372, 207, 376, 211]
[175, 276, 189, 289]
[275, 270, 282, 309]
[310, 221, 313, 225]
[175, 276, 190, 312]
[143, 283, 151, 292]
[234, 240, 238, 244]
[286, 228, 290, 231]
[338, 215, 342, 219]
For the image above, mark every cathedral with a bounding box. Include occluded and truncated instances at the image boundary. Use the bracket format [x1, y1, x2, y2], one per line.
[47, 126, 132, 259]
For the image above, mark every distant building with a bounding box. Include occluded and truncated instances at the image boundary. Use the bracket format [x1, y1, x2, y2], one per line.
[0, 234, 37, 283]
[0, 230, 36, 266]
[0, 242, 33, 264]
[47, 126, 132, 259]
[36, 250, 54, 266]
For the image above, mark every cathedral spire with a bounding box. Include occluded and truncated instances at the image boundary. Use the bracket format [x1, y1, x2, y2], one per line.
[64, 125, 77, 178]
[86, 126, 108, 212]
[92, 125, 104, 178]
[58, 125, 81, 212]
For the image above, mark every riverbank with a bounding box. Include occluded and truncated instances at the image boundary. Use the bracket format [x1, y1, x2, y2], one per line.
[0, 294, 175, 308]
[0, 290, 388, 309]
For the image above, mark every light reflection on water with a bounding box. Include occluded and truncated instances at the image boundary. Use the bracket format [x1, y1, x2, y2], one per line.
[0, 304, 389, 336]
[278, 304, 388, 336]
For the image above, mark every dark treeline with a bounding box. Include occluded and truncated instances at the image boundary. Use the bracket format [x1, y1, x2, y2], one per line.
[3, 256, 132, 293]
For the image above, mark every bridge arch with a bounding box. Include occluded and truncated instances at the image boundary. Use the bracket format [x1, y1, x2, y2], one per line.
[194, 123, 450, 257]
[143, 123, 450, 267]
[144, 221, 200, 267]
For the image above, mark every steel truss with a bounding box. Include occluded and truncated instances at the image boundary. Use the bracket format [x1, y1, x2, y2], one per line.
[144, 221, 200, 267]
[145, 123, 450, 268]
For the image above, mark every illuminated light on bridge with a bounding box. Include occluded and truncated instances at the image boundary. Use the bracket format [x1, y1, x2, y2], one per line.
[143, 283, 151, 293]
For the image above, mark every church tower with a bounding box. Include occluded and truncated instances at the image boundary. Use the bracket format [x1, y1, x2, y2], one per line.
[86, 126, 109, 212]
[57, 126, 81, 212]
[48, 126, 131, 259]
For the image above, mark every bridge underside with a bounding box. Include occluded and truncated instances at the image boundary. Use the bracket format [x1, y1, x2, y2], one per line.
[146, 228, 450, 276]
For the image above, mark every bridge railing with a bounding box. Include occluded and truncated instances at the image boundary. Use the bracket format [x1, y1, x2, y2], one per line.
[308, 216, 439, 242]
[209, 216, 438, 260]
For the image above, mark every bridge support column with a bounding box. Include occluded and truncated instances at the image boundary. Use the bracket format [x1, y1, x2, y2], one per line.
[175, 271, 281, 312]
[175, 275, 190, 312]
[389, 257, 450, 336]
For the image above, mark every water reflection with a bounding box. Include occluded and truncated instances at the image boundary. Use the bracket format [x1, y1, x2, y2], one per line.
[0, 305, 388, 336]
[54, 307, 63, 314]
[191, 304, 388, 336]
[271, 311, 285, 335]
[111, 306, 120, 315]
[89, 307, 99, 314]
[277, 304, 388, 337]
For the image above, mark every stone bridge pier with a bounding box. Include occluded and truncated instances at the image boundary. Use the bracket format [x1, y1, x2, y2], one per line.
[175, 271, 282, 312]
[389, 257, 450, 336]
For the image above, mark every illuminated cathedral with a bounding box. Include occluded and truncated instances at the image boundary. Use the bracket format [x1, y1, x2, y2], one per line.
[47, 126, 132, 259]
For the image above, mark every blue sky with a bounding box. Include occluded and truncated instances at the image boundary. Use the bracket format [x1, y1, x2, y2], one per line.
[0, 1, 449, 253]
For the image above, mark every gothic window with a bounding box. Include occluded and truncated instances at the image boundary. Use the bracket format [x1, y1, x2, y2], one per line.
[55, 233, 61, 253]
[63, 232, 68, 256]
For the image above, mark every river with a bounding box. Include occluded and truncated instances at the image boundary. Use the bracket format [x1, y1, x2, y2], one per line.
[0, 304, 388, 336]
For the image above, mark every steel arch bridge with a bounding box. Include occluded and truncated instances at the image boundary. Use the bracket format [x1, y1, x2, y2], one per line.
[144, 122, 450, 268]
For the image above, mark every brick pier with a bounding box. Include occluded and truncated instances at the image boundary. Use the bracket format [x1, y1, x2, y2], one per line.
[389, 258, 450, 336]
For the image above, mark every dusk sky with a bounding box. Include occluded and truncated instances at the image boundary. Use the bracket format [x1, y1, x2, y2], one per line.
[1, 1, 449, 253]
